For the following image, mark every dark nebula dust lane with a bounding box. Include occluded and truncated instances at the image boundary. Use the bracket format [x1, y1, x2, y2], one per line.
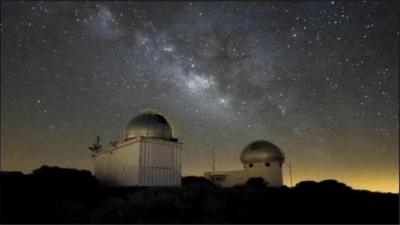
[1, 1, 399, 192]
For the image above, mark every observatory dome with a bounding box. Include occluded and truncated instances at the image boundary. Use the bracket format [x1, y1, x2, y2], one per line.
[125, 111, 173, 140]
[240, 140, 285, 164]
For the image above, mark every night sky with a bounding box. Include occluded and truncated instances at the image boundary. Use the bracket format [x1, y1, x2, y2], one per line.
[1, 1, 399, 193]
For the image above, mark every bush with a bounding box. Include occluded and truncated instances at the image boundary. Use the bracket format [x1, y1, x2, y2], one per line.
[246, 177, 268, 188]
[1, 166, 398, 224]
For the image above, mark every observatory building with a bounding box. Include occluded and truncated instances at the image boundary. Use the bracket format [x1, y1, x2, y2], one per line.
[204, 140, 285, 187]
[90, 111, 182, 187]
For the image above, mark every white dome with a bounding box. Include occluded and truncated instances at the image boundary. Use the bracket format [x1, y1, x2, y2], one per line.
[125, 111, 173, 140]
[240, 140, 285, 164]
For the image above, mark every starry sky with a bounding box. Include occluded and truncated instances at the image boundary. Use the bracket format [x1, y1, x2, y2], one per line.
[1, 1, 399, 193]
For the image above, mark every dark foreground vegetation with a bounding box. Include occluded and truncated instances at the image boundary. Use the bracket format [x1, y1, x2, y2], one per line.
[1, 166, 398, 224]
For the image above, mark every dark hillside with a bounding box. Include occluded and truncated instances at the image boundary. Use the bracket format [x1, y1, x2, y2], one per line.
[0, 166, 398, 223]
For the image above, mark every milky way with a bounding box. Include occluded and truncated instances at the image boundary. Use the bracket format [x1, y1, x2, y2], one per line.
[1, 1, 399, 192]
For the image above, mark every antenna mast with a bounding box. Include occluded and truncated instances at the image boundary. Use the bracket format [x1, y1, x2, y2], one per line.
[212, 142, 216, 172]
[88, 136, 102, 155]
[289, 162, 293, 187]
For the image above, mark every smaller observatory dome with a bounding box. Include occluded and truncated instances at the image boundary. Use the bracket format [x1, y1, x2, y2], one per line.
[240, 140, 285, 164]
[125, 111, 173, 140]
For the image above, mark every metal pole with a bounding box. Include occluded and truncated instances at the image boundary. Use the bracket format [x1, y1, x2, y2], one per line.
[212, 143, 215, 171]
[289, 162, 293, 187]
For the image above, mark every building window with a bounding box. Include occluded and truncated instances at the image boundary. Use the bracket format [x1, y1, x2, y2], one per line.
[211, 175, 226, 182]
[249, 163, 253, 168]
[265, 162, 270, 167]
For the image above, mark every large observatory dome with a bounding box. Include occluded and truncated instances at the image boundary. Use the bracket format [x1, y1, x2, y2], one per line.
[125, 111, 173, 140]
[240, 140, 285, 164]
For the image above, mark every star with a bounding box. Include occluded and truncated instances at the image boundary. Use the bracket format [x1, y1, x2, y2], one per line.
[1, 0, 398, 193]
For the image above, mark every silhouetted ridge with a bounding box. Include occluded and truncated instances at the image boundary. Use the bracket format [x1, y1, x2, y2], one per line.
[0, 166, 398, 223]
[295, 179, 352, 192]
[31, 165, 98, 188]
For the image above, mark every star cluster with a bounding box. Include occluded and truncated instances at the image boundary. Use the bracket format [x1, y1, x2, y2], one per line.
[1, 1, 399, 192]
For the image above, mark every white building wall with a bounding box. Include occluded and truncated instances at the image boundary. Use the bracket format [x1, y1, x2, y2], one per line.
[94, 141, 140, 186]
[94, 137, 182, 187]
[139, 139, 181, 186]
[244, 162, 283, 187]
[205, 170, 247, 187]
[204, 162, 283, 187]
